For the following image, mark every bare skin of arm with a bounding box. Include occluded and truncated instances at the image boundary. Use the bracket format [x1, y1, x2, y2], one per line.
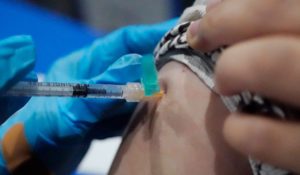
[109, 61, 252, 175]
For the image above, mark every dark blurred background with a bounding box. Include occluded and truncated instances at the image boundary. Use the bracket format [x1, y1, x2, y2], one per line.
[0, 0, 194, 73]
[26, 0, 194, 30]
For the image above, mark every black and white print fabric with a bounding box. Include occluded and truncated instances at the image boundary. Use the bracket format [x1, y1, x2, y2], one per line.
[154, 22, 299, 175]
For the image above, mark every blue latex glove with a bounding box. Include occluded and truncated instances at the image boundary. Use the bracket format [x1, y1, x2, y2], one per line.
[0, 35, 35, 93]
[0, 19, 176, 175]
[46, 19, 177, 140]
[47, 19, 176, 81]
[0, 35, 36, 123]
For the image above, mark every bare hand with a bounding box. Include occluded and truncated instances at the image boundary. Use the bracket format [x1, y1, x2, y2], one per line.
[187, 0, 300, 173]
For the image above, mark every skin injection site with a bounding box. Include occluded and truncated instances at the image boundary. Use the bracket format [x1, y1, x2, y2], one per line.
[2, 0, 300, 174]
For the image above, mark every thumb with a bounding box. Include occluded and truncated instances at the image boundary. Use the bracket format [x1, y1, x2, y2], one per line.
[0, 35, 35, 93]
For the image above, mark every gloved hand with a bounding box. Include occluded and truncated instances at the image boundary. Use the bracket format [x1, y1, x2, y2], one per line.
[0, 19, 176, 175]
[0, 35, 36, 123]
[46, 18, 176, 139]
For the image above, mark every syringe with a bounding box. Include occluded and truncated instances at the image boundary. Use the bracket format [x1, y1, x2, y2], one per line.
[3, 54, 162, 102]
[4, 81, 147, 102]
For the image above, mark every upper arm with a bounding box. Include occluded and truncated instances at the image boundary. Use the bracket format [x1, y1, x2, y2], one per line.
[109, 61, 252, 175]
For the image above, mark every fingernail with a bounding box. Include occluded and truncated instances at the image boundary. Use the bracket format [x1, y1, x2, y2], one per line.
[187, 20, 201, 40]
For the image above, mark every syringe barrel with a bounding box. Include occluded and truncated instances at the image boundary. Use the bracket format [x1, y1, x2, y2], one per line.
[87, 83, 144, 101]
[86, 84, 124, 98]
[4, 81, 145, 102]
[5, 82, 74, 97]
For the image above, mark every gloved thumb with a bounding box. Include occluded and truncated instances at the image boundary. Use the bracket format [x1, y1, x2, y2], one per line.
[0, 35, 35, 93]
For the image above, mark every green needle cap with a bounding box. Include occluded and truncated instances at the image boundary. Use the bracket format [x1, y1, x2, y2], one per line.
[141, 54, 160, 96]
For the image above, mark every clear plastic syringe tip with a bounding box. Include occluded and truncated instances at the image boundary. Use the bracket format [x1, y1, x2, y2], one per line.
[123, 83, 145, 102]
